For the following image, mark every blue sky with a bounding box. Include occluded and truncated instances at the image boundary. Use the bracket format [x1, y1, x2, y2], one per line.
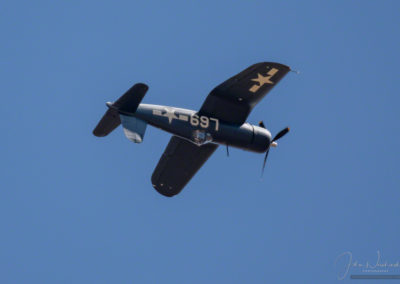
[1, 1, 399, 283]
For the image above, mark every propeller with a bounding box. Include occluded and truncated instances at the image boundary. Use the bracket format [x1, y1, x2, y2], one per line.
[272, 127, 290, 142]
[259, 121, 290, 177]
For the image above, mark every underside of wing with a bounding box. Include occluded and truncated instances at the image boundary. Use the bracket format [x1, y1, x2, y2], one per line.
[199, 62, 290, 125]
[151, 136, 218, 197]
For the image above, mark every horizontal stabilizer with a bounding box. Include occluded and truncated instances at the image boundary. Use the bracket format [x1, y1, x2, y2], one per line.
[112, 83, 148, 114]
[93, 108, 121, 137]
[93, 83, 148, 137]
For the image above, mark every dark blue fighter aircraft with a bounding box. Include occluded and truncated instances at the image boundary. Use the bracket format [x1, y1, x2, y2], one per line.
[93, 62, 291, 197]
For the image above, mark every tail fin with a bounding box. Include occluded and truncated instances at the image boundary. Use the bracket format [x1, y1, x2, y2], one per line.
[93, 83, 149, 137]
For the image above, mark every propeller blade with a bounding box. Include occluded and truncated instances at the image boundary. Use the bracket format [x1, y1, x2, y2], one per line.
[259, 121, 266, 128]
[272, 127, 290, 142]
[261, 148, 270, 177]
[226, 144, 229, 157]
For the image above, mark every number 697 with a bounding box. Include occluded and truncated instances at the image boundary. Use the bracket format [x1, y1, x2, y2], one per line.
[190, 115, 219, 131]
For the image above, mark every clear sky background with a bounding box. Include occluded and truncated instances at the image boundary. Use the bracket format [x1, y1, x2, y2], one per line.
[1, 1, 399, 283]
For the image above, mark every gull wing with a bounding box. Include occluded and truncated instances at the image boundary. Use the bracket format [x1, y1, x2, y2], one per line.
[199, 62, 290, 125]
[151, 136, 218, 197]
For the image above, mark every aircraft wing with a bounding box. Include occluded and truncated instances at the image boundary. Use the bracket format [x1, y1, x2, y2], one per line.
[151, 136, 218, 197]
[199, 62, 290, 125]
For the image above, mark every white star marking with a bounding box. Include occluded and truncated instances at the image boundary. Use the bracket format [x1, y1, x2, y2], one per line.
[163, 108, 178, 124]
[152, 109, 162, 116]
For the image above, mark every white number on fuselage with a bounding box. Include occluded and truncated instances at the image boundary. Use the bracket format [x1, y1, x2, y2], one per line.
[190, 114, 219, 131]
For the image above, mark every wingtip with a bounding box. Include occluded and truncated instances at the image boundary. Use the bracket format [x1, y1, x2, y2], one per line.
[152, 184, 178, 198]
[135, 82, 149, 92]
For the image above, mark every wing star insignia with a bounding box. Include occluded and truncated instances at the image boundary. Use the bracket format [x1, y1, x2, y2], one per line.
[249, 67, 279, 93]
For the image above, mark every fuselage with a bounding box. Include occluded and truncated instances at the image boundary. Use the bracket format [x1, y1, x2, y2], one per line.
[120, 103, 271, 153]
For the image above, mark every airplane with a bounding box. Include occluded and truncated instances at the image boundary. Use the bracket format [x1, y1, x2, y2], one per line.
[93, 62, 291, 197]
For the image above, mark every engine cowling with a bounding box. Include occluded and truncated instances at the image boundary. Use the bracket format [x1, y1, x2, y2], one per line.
[247, 125, 271, 153]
